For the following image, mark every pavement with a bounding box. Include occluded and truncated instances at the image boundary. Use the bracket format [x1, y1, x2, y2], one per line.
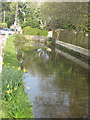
[0, 35, 8, 73]
[0, 35, 8, 118]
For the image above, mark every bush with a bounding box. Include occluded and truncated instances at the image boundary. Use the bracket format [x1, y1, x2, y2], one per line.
[21, 21, 29, 28]
[22, 26, 48, 36]
[21, 19, 39, 29]
[0, 22, 7, 29]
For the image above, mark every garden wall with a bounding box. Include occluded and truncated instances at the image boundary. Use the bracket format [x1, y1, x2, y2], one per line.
[53, 29, 88, 49]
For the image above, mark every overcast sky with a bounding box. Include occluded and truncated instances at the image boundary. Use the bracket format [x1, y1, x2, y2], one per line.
[1, 0, 89, 2]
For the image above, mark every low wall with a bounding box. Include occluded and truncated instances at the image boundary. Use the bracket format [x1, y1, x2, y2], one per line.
[56, 40, 90, 57]
[55, 48, 90, 70]
[53, 29, 88, 49]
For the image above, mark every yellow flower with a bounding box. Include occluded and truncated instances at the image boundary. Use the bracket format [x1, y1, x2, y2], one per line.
[2, 62, 4, 65]
[14, 88, 17, 91]
[7, 90, 12, 94]
[23, 68, 27, 72]
[18, 67, 21, 70]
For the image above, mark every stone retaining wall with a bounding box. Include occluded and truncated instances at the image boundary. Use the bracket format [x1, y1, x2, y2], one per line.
[56, 40, 90, 57]
[55, 48, 90, 70]
[53, 29, 88, 49]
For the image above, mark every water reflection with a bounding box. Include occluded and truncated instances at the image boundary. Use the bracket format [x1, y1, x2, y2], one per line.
[36, 48, 49, 61]
[16, 43, 88, 118]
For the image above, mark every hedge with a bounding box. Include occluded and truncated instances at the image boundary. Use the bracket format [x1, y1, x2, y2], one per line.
[22, 26, 48, 36]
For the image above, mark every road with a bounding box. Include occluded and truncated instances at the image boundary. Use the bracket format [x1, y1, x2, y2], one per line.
[0, 35, 8, 73]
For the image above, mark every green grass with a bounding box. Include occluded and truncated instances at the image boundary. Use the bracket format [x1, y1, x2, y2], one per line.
[3, 36, 18, 67]
[2, 36, 33, 118]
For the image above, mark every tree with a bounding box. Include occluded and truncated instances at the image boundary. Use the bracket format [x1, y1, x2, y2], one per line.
[0, 2, 88, 31]
[1, 2, 15, 27]
[38, 2, 88, 31]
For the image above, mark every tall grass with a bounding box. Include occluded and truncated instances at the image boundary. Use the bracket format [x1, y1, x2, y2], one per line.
[2, 36, 33, 118]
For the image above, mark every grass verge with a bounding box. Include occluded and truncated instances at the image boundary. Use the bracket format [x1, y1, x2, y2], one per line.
[2, 36, 33, 118]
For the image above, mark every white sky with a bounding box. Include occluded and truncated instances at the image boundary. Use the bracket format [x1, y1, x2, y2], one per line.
[1, 0, 89, 2]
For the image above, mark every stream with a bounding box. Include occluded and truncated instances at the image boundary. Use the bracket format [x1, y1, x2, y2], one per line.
[16, 40, 88, 118]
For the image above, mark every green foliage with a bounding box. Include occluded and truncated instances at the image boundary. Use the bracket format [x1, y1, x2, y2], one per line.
[21, 19, 39, 28]
[63, 22, 76, 30]
[23, 26, 48, 36]
[21, 21, 29, 28]
[0, 22, 7, 29]
[1, 2, 15, 27]
[39, 2, 88, 31]
[28, 19, 39, 28]
[14, 33, 26, 42]
[2, 67, 33, 118]
[2, 36, 33, 118]
[1, 2, 88, 31]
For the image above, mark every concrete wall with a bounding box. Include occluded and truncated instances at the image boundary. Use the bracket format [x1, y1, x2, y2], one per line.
[55, 48, 90, 70]
[52, 29, 89, 57]
[47, 31, 53, 37]
[53, 29, 88, 49]
[56, 40, 90, 57]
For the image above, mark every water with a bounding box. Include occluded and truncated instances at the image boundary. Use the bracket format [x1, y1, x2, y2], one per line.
[16, 43, 88, 118]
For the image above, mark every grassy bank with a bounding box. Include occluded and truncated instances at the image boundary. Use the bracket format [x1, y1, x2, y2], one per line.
[2, 36, 33, 118]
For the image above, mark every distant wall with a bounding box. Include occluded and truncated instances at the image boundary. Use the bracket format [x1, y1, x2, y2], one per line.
[53, 29, 88, 49]
[47, 31, 53, 37]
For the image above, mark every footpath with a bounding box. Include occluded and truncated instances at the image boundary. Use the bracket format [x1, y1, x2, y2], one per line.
[0, 35, 8, 73]
[0, 35, 8, 118]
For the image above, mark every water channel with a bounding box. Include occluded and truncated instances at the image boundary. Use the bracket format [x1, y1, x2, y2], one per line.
[15, 40, 88, 118]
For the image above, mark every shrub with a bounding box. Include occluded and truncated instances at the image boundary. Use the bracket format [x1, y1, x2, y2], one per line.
[0, 22, 7, 29]
[21, 19, 39, 29]
[22, 26, 48, 36]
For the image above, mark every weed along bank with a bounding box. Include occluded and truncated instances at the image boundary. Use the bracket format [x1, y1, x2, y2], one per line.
[2, 36, 33, 118]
